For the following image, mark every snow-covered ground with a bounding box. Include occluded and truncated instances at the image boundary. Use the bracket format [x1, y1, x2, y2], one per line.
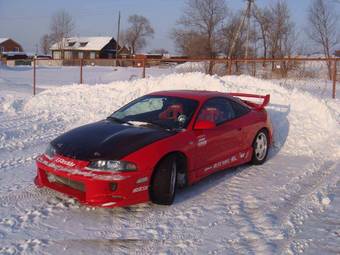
[0, 66, 339, 254]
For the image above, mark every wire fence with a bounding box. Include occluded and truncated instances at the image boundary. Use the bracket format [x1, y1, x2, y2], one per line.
[1, 57, 339, 98]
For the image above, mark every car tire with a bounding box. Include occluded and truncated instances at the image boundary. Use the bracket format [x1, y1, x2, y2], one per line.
[251, 129, 269, 165]
[150, 155, 177, 205]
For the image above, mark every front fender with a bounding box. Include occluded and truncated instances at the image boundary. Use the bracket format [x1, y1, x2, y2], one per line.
[122, 131, 194, 177]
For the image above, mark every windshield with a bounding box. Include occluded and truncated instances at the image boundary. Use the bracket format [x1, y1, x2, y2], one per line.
[110, 95, 199, 130]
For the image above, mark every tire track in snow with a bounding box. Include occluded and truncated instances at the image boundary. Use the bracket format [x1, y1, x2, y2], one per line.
[0, 117, 65, 153]
[0, 154, 39, 171]
[0, 185, 47, 205]
[187, 154, 338, 254]
[0, 113, 42, 130]
[278, 161, 339, 254]
[0, 185, 82, 238]
[0, 128, 63, 153]
[195, 165, 284, 254]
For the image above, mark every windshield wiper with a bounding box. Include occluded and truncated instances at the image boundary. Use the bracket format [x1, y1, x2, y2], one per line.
[106, 116, 133, 126]
[128, 121, 172, 131]
[107, 117, 176, 131]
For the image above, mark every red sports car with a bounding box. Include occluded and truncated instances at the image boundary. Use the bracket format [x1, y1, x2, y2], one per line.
[35, 90, 272, 207]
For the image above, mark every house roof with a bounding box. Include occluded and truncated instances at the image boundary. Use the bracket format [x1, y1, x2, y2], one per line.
[50, 37, 114, 51]
[0, 38, 9, 44]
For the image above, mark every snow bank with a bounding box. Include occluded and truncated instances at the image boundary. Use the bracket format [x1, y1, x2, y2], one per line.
[23, 73, 339, 158]
[175, 62, 226, 75]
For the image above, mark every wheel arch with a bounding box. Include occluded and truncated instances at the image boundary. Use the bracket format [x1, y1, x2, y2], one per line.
[257, 127, 271, 145]
[151, 151, 189, 185]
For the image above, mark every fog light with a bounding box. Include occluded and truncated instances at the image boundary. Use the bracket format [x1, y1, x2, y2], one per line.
[46, 172, 56, 183]
[110, 183, 117, 191]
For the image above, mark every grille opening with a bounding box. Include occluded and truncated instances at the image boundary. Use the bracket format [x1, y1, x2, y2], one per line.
[46, 172, 85, 192]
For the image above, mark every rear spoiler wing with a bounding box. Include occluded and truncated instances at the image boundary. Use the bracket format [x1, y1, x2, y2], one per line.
[228, 93, 270, 110]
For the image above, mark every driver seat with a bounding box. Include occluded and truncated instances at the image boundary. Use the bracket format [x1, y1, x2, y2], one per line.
[159, 104, 184, 120]
[199, 107, 222, 123]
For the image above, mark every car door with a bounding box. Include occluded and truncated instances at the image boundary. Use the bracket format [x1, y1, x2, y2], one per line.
[192, 97, 246, 178]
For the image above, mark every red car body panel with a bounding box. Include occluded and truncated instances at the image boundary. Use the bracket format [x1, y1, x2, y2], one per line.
[35, 90, 273, 207]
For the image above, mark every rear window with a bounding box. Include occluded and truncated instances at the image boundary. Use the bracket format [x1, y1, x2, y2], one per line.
[230, 100, 250, 118]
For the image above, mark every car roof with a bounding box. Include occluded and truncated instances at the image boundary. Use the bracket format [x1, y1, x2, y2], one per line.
[148, 90, 229, 101]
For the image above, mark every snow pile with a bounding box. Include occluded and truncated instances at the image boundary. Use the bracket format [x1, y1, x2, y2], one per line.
[175, 62, 208, 73]
[175, 62, 226, 75]
[23, 73, 339, 158]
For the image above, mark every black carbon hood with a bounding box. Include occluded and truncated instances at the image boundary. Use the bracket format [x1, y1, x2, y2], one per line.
[51, 120, 175, 161]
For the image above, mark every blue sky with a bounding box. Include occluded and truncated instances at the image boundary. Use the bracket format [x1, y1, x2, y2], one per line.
[0, 0, 339, 53]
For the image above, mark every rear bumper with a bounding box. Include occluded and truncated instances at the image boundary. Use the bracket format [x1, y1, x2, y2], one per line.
[35, 156, 150, 208]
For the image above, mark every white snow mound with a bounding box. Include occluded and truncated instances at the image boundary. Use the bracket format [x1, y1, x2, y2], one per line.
[23, 73, 339, 158]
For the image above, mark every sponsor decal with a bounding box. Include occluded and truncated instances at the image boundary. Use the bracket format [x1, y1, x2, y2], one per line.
[136, 177, 148, 184]
[102, 202, 116, 207]
[132, 186, 148, 193]
[239, 151, 249, 159]
[204, 151, 249, 172]
[230, 156, 237, 163]
[197, 135, 207, 147]
[54, 157, 76, 167]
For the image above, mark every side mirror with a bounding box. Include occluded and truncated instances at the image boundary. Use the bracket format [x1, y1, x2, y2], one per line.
[194, 120, 216, 130]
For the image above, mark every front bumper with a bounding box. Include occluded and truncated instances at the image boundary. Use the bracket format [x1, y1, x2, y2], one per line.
[35, 155, 150, 207]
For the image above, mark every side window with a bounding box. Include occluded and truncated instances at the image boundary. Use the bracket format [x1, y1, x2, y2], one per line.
[197, 98, 236, 125]
[229, 100, 250, 118]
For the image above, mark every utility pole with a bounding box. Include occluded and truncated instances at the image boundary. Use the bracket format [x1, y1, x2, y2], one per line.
[228, 0, 254, 59]
[245, 0, 253, 59]
[115, 11, 121, 65]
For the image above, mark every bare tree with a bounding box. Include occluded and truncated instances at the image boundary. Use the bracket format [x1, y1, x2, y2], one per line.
[49, 9, 75, 48]
[261, 1, 296, 77]
[172, 0, 228, 74]
[307, 0, 339, 79]
[221, 15, 244, 56]
[220, 12, 259, 58]
[123, 15, 154, 54]
[267, 1, 295, 58]
[40, 34, 51, 55]
[253, 7, 271, 63]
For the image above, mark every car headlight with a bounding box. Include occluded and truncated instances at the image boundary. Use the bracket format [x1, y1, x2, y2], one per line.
[86, 160, 137, 172]
[45, 144, 57, 159]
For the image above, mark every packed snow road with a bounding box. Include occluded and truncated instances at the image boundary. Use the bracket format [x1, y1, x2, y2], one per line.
[0, 70, 339, 254]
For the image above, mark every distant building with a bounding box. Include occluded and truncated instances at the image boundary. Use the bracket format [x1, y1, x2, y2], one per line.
[0, 38, 24, 53]
[50, 37, 130, 60]
[335, 50, 340, 57]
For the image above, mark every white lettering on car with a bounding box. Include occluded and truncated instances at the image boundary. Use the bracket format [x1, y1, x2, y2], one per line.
[136, 177, 148, 184]
[54, 158, 76, 167]
[132, 186, 149, 193]
[204, 151, 249, 172]
[197, 135, 207, 147]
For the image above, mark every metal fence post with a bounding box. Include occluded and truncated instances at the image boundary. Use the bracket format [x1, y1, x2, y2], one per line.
[228, 59, 232, 75]
[33, 58, 36, 96]
[80, 59, 83, 84]
[252, 61, 256, 77]
[333, 59, 337, 99]
[142, 58, 146, 78]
